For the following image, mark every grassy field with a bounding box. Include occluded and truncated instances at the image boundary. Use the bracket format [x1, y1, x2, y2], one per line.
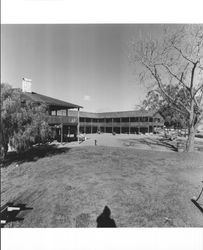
[1, 141, 203, 227]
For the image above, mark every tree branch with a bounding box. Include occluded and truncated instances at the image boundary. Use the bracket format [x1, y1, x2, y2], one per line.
[190, 61, 198, 91]
[193, 84, 203, 97]
[197, 88, 203, 106]
[173, 45, 195, 64]
[160, 64, 190, 90]
[153, 65, 190, 115]
[167, 104, 190, 116]
[194, 112, 203, 129]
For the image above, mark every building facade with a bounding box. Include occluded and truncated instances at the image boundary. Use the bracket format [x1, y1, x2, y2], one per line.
[22, 91, 82, 142]
[20, 79, 164, 141]
[22, 91, 164, 141]
[69, 110, 164, 135]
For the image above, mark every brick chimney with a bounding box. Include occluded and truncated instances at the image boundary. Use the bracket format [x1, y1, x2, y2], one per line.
[22, 78, 32, 93]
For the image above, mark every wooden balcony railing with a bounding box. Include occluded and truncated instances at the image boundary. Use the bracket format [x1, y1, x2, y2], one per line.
[79, 121, 164, 127]
[47, 115, 78, 125]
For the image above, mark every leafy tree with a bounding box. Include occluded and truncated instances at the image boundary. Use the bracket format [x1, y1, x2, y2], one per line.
[139, 85, 189, 129]
[1, 83, 52, 159]
[130, 25, 203, 152]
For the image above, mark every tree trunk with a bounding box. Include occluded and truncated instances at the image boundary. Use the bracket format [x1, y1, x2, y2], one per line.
[185, 125, 195, 152]
[185, 102, 195, 152]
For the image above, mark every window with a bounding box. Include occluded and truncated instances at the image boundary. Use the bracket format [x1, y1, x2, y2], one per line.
[106, 118, 112, 123]
[121, 117, 129, 122]
[86, 118, 91, 122]
[154, 118, 160, 123]
[57, 110, 67, 116]
[51, 110, 57, 116]
[139, 117, 148, 122]
[113, 118, 120, 122]
[130, 117, 138, 122]
[80, 117, 85, 122]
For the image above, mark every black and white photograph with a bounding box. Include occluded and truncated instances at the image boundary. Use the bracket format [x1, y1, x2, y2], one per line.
[1, 22, 203, 228]
[1, 0, 203, 250]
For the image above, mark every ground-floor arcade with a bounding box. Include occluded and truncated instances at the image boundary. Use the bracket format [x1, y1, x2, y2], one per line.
[50, 124, 78, 142]
[79, 124, 163, 135]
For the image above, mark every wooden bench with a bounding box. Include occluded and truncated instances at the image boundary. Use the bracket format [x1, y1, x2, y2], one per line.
[1, 203, 21, 225]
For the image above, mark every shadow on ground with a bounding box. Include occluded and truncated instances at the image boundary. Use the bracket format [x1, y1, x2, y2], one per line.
[96, 206, 117, 227]
[141, 137, 203, 152]
[191, 199, 203, 214]
[1, 144, 71, 168]
[127, 137, 178, 152]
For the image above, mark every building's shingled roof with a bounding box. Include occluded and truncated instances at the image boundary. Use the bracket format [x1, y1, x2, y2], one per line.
[69, 110, 162, 118]
[22, 92, 83, 109]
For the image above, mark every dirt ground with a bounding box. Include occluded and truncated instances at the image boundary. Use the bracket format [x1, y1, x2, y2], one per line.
[65, 133, 203, 152]
[1, 134, 203, 227]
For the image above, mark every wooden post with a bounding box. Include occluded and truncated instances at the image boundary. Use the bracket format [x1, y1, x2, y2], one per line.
[120, 118, 121, 134]
[152, 117, 154, 133]
[147, 117, 149, 133]
[68, 126, 70, 141]
[129, 117, 130, 134]
[61, 123, 63, 143]
[91, 118, 93, 134]
[104, 118, 106, 133]
[77, 108, 80, 143]
[84, 118, 86, 134]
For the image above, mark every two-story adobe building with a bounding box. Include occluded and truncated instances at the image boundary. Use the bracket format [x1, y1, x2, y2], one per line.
[20, 78, 164, 142]
[21, 78, 82, 142]
[69, 110, 164, 135]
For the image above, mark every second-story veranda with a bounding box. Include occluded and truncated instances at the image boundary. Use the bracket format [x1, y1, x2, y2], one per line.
[69, 110, 165, 134]
[22, 91, 83, 142]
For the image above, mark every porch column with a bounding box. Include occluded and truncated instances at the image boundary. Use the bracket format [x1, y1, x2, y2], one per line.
[77, 108, 80, 143]
[120, 118, 121, 134]
[61, 123, 63, 143]
[91, 119, 93, 134]
[129, 117, 130, 134]
[104, 118, 106, 133]
[147, 117, 149, 133]
[152, 118, 154, 133]
[84, 118, 86, 133]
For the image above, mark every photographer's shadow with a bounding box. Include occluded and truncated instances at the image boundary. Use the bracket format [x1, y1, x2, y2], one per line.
[96, 206, 116, 227]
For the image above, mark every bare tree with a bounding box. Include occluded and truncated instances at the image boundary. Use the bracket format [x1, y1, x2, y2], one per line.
[130, 25, 203, 152]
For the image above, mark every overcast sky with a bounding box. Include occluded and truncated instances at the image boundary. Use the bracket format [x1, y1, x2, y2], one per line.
[1, 24, 177, 112]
